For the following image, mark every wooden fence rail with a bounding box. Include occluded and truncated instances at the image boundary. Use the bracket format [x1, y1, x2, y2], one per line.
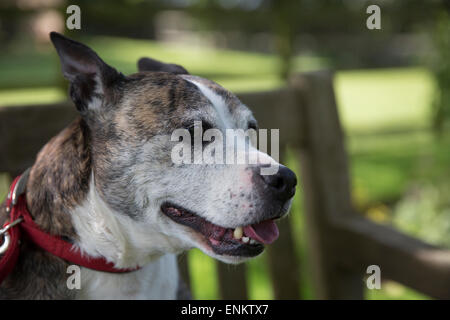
[1, 71, 449, 299]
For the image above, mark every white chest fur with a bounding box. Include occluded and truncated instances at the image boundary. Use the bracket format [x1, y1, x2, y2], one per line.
[76, 253, 179, 299]
[69, 176, 181, 299]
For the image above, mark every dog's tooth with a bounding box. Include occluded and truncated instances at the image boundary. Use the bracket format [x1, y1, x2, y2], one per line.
[242, 237, 249, 243]
[233, 227, 243, 239]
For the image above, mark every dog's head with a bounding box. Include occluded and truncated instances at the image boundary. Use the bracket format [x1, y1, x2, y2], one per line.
[50, 32, 296, 264]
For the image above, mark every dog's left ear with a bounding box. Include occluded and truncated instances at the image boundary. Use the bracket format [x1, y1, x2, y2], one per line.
[50, 32, 124, 115]
[137, 57, 189, 75]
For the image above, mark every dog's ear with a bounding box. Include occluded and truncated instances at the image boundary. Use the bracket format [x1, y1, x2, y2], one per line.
[137, 57, 189, 75]
[50, 32, 123, 115]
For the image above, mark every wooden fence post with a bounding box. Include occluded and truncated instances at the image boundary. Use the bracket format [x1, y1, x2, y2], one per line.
[266, 216, 301, 299]
[291, 71, 364, 299]
[266, 148, 301, 299]
[217, 262, 248, 299]
[177, 254, 192, 299]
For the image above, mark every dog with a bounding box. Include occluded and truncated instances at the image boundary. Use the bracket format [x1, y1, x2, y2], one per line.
[0, 32, 297, 299]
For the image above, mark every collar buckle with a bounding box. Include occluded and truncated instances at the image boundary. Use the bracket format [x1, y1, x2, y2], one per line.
[0, 218, 23, 254]
[6, 168, 31, 213]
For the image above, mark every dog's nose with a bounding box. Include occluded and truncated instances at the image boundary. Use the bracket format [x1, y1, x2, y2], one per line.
[260, 165, 297, 201]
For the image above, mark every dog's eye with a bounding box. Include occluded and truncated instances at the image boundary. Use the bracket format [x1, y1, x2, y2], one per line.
[186, 121, 214, 149]
[186, 121, 213, 136]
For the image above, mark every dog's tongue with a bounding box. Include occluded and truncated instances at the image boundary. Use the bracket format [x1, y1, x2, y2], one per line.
[243, 220, 279, 244]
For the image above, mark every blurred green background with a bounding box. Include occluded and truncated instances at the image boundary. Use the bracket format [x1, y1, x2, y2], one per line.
[0, 0, 449, 300]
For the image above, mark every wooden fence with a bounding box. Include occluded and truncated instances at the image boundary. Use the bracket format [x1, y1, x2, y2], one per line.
[1, 71, 449, 299]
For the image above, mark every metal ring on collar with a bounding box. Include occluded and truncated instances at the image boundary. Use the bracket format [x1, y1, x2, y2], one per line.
[0, 231, 10, 255]
[0, 218, 23, 255]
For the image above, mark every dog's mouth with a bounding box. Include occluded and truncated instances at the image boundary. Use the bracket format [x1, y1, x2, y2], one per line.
[161, 202, 280, 257]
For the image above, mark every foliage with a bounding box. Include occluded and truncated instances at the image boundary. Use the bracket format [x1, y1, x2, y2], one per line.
[393, 182, 450, 248]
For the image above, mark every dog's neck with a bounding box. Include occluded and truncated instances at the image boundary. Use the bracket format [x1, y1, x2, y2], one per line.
[70, 173, 165, 268]
[25, 118, 162, 268]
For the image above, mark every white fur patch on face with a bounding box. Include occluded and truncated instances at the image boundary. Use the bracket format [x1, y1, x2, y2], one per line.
[184, 79, 234, 129]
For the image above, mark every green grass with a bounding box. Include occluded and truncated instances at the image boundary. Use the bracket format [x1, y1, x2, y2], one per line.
[0, 87, 65, 106]
[0, 51, 57, 90]
[0, 36, 321, 95]
[335, 67, 436, 134]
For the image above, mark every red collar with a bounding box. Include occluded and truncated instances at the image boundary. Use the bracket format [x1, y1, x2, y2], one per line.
[0, 170, 139, 284]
